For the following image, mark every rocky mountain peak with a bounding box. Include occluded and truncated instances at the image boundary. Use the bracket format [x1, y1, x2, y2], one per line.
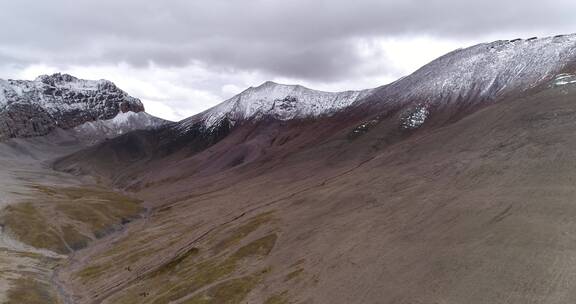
[35, 73, 79, 84]
[0, 74, 146, 140]
[178, 81, 373, 132]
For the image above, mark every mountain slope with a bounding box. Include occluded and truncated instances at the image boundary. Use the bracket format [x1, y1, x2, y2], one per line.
[56, 76, 576, 304]
[55, 34, 576, 186]
[354, 34, 576, 129]
[50, 33, 576, 304]
[0, 73, 145, 140]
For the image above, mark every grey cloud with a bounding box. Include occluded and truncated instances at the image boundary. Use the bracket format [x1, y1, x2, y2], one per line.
[0, 0, 575, 81]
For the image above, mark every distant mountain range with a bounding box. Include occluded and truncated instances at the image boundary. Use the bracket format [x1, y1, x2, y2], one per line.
[4, 34, 576, 144]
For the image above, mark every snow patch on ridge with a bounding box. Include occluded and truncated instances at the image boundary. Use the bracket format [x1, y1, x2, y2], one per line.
[552, 73, 576, 87]
[401, 105, 429, 130]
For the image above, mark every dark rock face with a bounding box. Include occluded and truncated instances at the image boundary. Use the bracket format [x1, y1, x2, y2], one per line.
[0, 73, 144, 140]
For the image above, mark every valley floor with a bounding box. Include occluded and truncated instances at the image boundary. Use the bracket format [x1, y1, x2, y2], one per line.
[0, 143, 144, 303]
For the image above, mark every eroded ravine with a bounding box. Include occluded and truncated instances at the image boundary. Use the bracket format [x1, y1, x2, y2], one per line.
[0, 155, 145, 303]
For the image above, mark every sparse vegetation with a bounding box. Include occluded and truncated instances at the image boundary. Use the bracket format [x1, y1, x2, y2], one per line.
[211, 211, 275, 254]
[182, 271, 266, 304]
[77, 264, 110, 280]
[144, 234, 277, 303]
[285, 268, 304, 282]
[0, 184, 144, 254]
[6, 277, 59, 304]
[100, 212, 278, 304]
[147, 247, 200, 278]
[232, 234, 277, 260]
[0, 203, 68, 253]
[61, 224, 91, 251]
[265, 291, 290, 304]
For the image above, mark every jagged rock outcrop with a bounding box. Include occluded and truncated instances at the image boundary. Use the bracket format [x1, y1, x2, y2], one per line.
[0, 73, 145, 140]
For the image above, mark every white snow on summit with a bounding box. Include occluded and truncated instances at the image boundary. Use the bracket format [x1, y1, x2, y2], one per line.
[0, 73, 142, 115]
[375, 34, 576, 107]
[182, 81, 373, 129]
[0, 73, 147, 140]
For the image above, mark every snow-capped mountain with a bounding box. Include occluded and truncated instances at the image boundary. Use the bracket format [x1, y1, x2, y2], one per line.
[369, 34, 576, 111]
[0, 73, 146, 140]
[179, 81, 373, 131]
[176, 34, 576, 135]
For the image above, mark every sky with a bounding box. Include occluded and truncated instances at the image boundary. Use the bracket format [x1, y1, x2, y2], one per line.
[1, 0, 575, 121]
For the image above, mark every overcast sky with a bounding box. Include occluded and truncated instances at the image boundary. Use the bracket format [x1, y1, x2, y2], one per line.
[1, 0, 575, 121]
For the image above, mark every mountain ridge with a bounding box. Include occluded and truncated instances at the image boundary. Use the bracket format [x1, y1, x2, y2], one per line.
[179, 80, 374, 131]
[52, 33, 576, 186]
[0, 73, 147, 140]
[173, 33, 576, 138]
[4, 33, 575, 144]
